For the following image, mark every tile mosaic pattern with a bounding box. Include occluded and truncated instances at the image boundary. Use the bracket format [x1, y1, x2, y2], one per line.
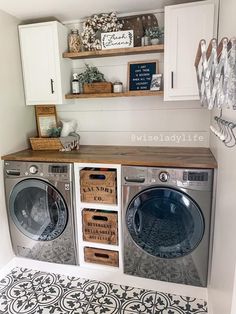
[0, 267, 207, 313]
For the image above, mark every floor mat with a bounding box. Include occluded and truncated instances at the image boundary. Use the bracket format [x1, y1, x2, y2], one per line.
[0, 267, 207, 313]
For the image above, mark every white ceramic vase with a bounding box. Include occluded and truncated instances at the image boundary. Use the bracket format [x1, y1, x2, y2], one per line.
[151, 38, 160, 45]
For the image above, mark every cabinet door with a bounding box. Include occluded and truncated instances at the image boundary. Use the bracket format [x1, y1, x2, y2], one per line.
[164, 1, 215, 101]
[19, 23, 60, 105]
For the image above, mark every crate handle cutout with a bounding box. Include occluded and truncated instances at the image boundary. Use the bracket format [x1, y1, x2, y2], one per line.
[92, 215, 108, 221]
[94, 253, 110, 259]
[89, 174, 106, 180]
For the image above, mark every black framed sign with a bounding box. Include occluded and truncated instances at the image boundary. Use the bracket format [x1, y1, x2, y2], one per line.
[128, 60, 159, 91]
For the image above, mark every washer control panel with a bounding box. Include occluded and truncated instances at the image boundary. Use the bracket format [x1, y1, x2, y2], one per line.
[4, 161, 72, 182]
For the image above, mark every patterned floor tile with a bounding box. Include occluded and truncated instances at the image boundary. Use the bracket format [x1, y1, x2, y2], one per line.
[86, 303, 119, 313]
[57, 273, 97, 291]
[91, 281, 156, 311]
[0, 267, 208, 314]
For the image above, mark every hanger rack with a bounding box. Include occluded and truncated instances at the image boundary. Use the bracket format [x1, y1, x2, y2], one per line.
[195, 37, 236, 110]
[210, 110, 236, 148]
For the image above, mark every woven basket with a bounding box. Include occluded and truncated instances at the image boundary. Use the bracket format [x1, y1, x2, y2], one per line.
[30, 137, 63, 150]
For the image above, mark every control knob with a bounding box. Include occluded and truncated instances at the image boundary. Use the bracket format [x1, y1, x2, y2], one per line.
[29, 165, 38, 174]
[159, 171, 169, 182]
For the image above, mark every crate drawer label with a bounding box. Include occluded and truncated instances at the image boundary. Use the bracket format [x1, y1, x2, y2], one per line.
[82, 186, 114, 193]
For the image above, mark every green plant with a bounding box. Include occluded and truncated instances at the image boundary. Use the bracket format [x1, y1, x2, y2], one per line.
[47, 127, 62, 138]
[78, 64, 106, 83]
[145, 26, 164, 39]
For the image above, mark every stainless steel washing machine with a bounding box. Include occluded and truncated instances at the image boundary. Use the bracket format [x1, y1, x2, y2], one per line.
[122, 166, 213, 287]
[4, 161, 77, 265]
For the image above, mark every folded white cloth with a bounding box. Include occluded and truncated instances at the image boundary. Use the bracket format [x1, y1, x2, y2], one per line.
[59, 133, 80, 151]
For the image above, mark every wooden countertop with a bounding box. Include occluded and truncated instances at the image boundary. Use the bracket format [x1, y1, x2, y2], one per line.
[1, 145, 217, 168]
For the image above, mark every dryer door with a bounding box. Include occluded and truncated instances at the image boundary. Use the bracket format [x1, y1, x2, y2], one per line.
[126, 187, 204, 258]
[9, 179, 68, 241]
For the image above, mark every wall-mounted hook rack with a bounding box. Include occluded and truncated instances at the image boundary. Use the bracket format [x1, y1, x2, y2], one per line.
[210, 110, 236, 148]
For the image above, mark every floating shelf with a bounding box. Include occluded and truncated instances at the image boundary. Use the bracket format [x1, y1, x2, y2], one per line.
[63, 44, 164, 59]
[65, 90, 164, 99]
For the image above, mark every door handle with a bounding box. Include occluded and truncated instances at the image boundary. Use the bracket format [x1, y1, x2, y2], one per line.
[133, 208, 142, 235]
[171, 71, 174, 89]
[50, 79, 55, 94]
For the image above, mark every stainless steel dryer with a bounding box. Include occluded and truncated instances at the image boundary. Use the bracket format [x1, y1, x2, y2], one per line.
[122, 166, 213, 287]
[4, 161, 77, 265]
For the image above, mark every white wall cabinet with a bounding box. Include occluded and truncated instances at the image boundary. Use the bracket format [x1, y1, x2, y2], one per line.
[164, 1, 215, 101]
[19, 21, 70, 106]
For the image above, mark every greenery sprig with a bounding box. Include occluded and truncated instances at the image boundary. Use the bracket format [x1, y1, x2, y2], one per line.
[78, 64, 106, 83]
[145, 26, 164, 39]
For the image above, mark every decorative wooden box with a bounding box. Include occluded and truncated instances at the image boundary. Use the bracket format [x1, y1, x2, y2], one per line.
[80, 169, 117, 204]
[83, 82, 112, 94]
[83, 209, 118, 245]
[84, 247, 119, 267]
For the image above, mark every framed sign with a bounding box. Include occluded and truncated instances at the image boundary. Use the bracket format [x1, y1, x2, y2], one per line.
[35, 105, 57, 137]
[127, 60, 159, 91]
[101, 30, 134, 49]
[150, 74, 163, 91]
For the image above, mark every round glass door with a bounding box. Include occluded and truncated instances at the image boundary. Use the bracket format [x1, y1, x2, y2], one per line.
[9, 179, 68, 241]
[126, 187, 204, 258]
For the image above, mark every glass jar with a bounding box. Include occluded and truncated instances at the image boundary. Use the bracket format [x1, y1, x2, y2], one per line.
[113, 81, 123, 93]
[68, 29, 81, 53]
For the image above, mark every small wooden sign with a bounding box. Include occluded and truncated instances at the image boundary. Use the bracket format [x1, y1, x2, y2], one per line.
[35, 105, 57, 137]
[128, 60, 159, 91]
[101, 30, 134, 49]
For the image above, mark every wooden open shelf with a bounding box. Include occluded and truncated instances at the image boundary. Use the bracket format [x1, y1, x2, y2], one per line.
[65, 90, 164, 99]
[63, 44, 164, 59]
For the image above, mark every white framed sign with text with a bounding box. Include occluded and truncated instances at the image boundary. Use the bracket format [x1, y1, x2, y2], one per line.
[101, 30, 134, 49]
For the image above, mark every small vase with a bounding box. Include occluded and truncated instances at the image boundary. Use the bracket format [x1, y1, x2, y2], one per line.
[151, 38, 160, 45]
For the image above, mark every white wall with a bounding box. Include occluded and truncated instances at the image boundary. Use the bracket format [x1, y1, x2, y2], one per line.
[58, 13, 210, 148]
[208, 1, 236, 313]
[0, 9, 35, 268]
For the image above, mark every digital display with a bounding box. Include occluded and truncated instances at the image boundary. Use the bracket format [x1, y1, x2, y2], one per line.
[49, 165, 68, 174]
[183, 172, 208, 182]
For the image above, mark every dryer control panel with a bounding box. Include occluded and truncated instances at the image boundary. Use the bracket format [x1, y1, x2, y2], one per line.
[122, 166, 213, 191]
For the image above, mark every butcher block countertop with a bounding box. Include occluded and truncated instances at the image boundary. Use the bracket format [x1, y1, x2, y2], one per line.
[1, 145, 217, 168]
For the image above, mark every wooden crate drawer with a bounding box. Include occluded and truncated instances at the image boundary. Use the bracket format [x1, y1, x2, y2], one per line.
[83, 209, 118, 245]
[84, 247, 119, 267]
[80, 168, 117, 204]
[84, 82, 112, 94]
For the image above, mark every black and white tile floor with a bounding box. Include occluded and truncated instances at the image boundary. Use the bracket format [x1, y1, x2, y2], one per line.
[0, 267, 207, 314]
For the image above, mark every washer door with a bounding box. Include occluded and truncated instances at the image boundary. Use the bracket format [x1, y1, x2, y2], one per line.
[9, 179, 68, 241]
[126, 187, 205, 258]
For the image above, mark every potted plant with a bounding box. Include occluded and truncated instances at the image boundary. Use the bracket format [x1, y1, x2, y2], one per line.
[145, 26, 164, 45]
[78, 64, 112, 93]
